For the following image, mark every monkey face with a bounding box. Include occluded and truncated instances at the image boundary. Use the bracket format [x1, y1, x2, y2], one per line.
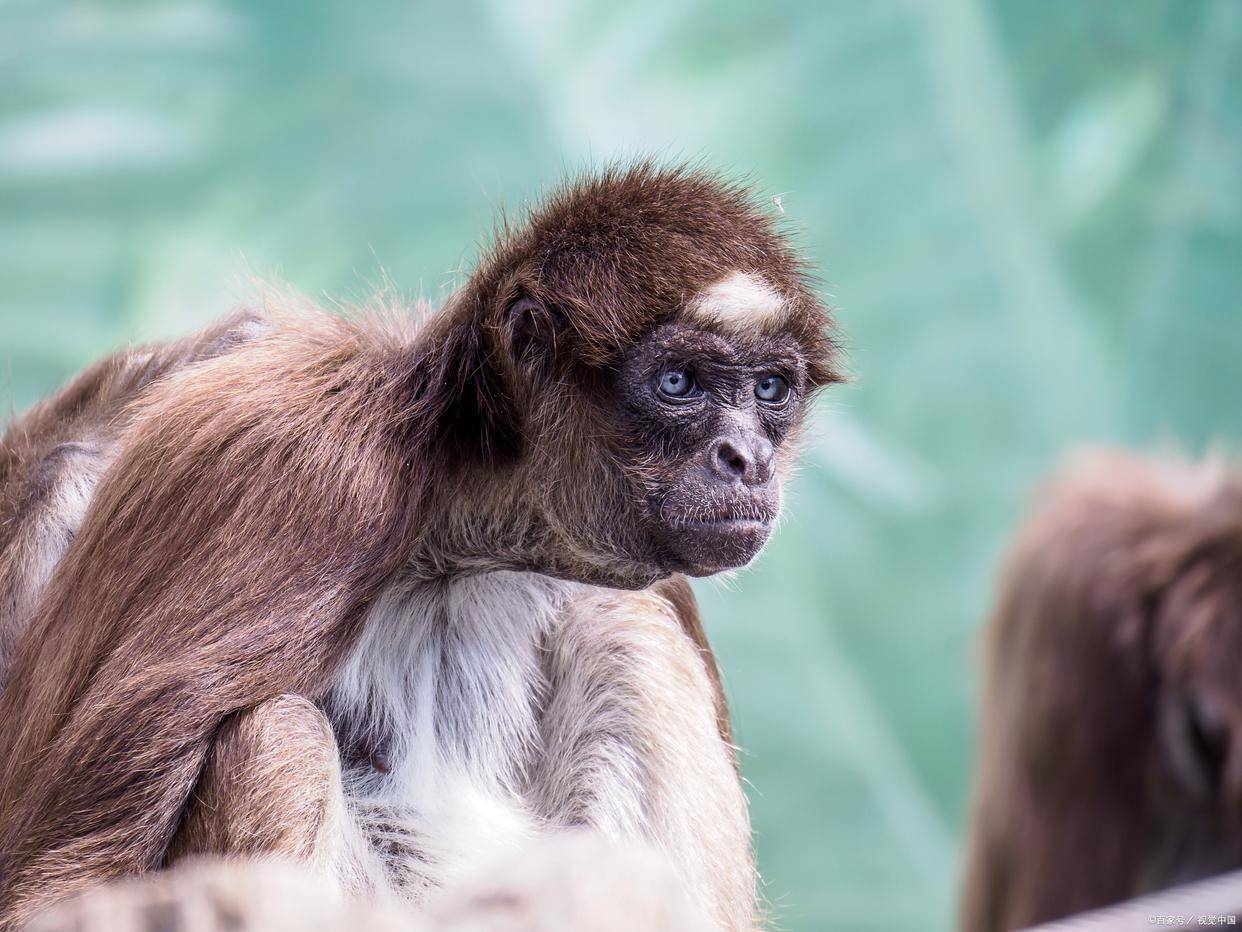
[607, 322, 809, 577]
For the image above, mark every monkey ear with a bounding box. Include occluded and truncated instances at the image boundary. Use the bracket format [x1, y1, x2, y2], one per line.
[437, 319, 524, 468]
[433, 293, 563, 468]
[503, 294, 566, 373]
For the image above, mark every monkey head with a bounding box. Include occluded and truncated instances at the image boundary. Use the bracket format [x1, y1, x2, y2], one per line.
[429, 164, 842, 588]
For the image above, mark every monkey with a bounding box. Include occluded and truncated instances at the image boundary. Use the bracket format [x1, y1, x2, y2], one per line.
[960, 450, 1242, 931]
[0, 163, 842, 931]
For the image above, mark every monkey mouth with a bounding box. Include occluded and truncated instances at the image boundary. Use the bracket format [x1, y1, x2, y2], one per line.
[654, 499, 777, 575]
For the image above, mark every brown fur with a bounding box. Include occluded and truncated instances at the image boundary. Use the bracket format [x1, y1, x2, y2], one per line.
[0, 312, 430, 927]
[0, 313, 261, 688]
[165, 695, 344, 865]
[961, 450, 1242, 931]
[0, 163, 839, 928]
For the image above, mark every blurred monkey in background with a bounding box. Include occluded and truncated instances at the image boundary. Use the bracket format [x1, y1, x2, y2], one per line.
[962, 451, 1242, 930]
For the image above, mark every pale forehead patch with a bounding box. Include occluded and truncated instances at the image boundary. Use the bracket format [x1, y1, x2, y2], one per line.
[687, 271, 786, 327]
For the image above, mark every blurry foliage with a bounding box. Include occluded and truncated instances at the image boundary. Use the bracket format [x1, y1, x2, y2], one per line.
[2, 0, 1240, 928]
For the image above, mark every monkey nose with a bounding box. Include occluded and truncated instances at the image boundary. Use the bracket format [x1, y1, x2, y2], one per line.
[707, 436, 774, 487]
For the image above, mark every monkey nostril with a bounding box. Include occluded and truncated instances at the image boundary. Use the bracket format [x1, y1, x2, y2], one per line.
[724, 450, 747, 475]
[712, 440, 749, 480]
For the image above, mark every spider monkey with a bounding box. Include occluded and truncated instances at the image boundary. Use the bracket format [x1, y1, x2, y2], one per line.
[0, 163, 841, 931]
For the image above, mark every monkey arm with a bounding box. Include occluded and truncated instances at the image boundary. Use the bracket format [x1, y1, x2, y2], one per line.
[165, 695, 347, 867]
[531, 580, 755, 931]
[0, 314, 424, 930]
[651, 575, 734, 749]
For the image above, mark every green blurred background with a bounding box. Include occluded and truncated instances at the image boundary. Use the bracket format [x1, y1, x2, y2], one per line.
[3, 1, 1240, 928]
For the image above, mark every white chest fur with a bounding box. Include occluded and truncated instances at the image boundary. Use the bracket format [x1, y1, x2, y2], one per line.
[323, 571, 576, 898]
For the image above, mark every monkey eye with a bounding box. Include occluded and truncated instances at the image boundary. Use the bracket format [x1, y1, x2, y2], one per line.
[755, 374, 790, 405]
[654, 367, 700, 402]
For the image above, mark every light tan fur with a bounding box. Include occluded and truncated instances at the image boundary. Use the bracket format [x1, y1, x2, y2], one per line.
[28, 836, 713, 932]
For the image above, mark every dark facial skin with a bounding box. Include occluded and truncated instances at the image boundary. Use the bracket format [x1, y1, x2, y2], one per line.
[613, 323, 808, 576]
